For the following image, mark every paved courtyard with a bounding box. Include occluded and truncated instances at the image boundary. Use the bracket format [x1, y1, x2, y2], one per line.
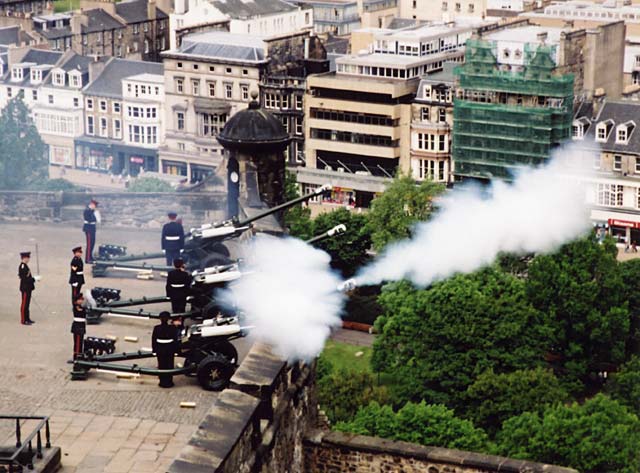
[0, 221, 252, 472]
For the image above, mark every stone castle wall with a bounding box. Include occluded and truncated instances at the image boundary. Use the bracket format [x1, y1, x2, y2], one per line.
[0, 191, 226, 228]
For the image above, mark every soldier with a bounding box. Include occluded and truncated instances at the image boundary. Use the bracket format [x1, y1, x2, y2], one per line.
[82, 199, 99, 264]
[18, 252, 36, 325]
[71, 294, 87, 359]
[166, 258, 192, 315]
[152, 311, 180, 388]
[69, 246, 85, 304]
[161, 211, 185, 266]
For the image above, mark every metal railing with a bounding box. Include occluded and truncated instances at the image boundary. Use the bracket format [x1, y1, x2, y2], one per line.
[0, 415, 51, 473]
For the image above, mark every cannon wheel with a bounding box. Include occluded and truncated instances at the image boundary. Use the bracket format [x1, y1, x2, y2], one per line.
[212, 340, 239, 366]
[196, 354, 235, 391]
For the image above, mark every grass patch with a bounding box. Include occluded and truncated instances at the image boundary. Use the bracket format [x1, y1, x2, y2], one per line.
[321, 340, 373, 373]
[53, 0, 80, 12]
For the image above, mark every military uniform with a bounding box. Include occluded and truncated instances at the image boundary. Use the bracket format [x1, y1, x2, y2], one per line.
[166, 268, 192, 314]
[71, 302, 87, 359]
[82, 201, 98, 263]
[152, 318, 180, 388]
[18, 253, 35, 325]
[69, 248, 85, 303]
[161, 214, 185, 266]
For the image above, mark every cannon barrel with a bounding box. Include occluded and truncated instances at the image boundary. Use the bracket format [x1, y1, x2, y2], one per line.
[236, 184, 331, 228]
[89, 307, 194, 319]
[306, 224, 347, 245]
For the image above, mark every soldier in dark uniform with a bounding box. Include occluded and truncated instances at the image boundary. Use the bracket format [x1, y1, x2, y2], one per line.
[161, 211, 185, 266]
[166, 258, 192, 315]
[82, 199, 99, 264]
[69, 246, 85, 304]
[71, 294, 87, 359]
[18, 252, 36, 325]
[152, 311, 180, 388]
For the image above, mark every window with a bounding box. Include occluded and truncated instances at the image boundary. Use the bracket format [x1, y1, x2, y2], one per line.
[209, 66, 215, 72]
[597, 121, 613, 142]
[618, 128, 627, 143]
[32, 90, 37, 101]
[438, 108, 446, 123]
[225, 67, 232, 74]
[241, 84, 249, 100]
[177, 62, 183, 68]
[192, 79, 199, 95]
[208, 81, 216, 97]
[412, 0, 417, 6]
[614, 155, 623, 171]
[147, 126, 157, 144]
[417, 159, 446, 181]
[442, 1, 447, 9]
[242, 69, 248, 76]
[455, 2, 461, 11]
[87, 116, 94, 135]
[175, 78, 184, 93]
[636, 158, 640, 174]
[53, 72, 64, 86]
[596, 183, 623, 206]
[134, 42, 139, 52]
[143, 22, 148, 32]
[224, 83, 232, 99]
[113, 102, 121, 113]
[99, 100, 107, 112]
[87, 98, 94, 110]
[468, 2, 474, 11]
[100, 117, 107, 137]
[177, 142, 185, 151]
[438, 134, 446, 151]
[114, 119, 121, 139]
[146, 107, 157, 119]
[129, 124, 141, 143]
[421, 107, 429, 121]
[199, 113, 227, 136]
[133, 24, 139, 34]
[73, 97, 79, 107]
[6, 87, 11, 98]
[193, 64, 199, 70]
[144, 39, 149, 54]
[70, 74, 80, 87]
[295, 95, 303, 110]
[295, 117, 303, 135]
[572, 123, 583, 139]
[48, 95, 53, 104]
[177, 112, 185, 131]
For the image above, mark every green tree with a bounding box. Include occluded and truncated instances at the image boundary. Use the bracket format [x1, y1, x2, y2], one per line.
[372, 268, 550, 408]
[0, 93, 47, 189]
[127, 177, 175, 192]
[606, 356, 640, 417]
[313, 208, 371, 276]
[317, 369, 390, 423]
[367, 174, 443, 251]
[336, 401, 488, 452]
[283, 170, 313, 240]
[619, 259, 640, 357]
[526, 236, 630, 387]
[496, 394, 640, 473]
[464, 368, 568, 435]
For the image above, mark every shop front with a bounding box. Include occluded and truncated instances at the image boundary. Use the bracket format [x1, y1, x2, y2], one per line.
[75, 138, 157, 176]
[607, 218, 640, 245]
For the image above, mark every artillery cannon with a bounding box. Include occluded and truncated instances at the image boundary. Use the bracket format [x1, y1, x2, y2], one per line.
[70, 317, 246, 391]
[91, 185, 332, 278]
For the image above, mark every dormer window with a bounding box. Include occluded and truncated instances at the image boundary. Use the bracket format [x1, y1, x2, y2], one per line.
[616, 121, 635, 144]
[52, 71, 65, 86]
[596, 119, 614, 142]
[11, 67, 24, 82]
[30, 69, 42, 83]
[68, 71, 81, 88]
[572, 117, 589, 140]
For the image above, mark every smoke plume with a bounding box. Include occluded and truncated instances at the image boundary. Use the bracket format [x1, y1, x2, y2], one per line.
[228, 234, 344, 362]
[357, 146, 594, 286]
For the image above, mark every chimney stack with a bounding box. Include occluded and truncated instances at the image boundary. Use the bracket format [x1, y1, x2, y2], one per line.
[147, 0, 157, 22]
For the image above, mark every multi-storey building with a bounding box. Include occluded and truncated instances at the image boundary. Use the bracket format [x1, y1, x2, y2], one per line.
[170, 0, 313, 50]
[452, 37, 574, 181]
[410, 62, 454, 184]
[289, 0, 361, 35]
[36, 52, 92, 169]
[301, 22, 480, 206]
[573, 99, 640, 244]
[76, 58, 163, 175]
[398, 0, 488, 22]
[0, 0, 48, 15]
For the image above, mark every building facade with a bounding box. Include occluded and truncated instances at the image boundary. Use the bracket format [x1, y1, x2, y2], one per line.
[452, 37, 574, 181]
[289, 0, 361, 35]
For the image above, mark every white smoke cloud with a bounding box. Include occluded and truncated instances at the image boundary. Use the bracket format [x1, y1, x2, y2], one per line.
[228, 234, 344, 362]
[356, 145, 595, 286]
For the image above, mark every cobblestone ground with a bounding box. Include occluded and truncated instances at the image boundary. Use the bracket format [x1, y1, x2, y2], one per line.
[0, 222, 252, 472]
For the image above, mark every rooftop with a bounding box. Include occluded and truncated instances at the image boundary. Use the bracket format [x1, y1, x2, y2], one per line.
[166, 31, 267, 62]
[575, 100, 640, 154]
[125, 72, 164, 83]
[209, 0, 297, 18]
[84, 58, 163, 98]
[0, 25, 33, 46]
[337, 51, 453, 67]
[525, 0, 640, 21]
[484, 25, 565, 45]
[116, 0, 168, 23]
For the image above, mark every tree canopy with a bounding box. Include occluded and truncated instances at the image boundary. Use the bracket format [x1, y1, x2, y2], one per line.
[0, 93, 47, 189]
[525, 236, 630, 388]
[336, 401, 488, 452]
[367, 174, 444, 251]
[606, 356, 640, 417]
[372, 268, 551, 408]
[496, 394, 640, 473]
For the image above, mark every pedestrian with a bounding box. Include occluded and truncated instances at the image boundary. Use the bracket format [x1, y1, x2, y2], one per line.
[71, 293, 87, 359]
[161, 211, 185, 266]
[166, 258, 191, 316]
[152, 311, 180, 388]
[82, 199, 99, 264]
[633, 242, 638, 253]
[69, 246, 85, 304]
[18, 251, 36, 325]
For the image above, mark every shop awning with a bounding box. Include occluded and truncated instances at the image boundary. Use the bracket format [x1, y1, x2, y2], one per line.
[194, 98, 231, 115]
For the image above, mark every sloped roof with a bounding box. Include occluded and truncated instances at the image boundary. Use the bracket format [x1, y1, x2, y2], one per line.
[170, 31, 267, 62]
[0, 25, 21, 45]
[575, 100, 640, 155]
[210, 0, 296, 19]
[83, 8, 126, 33]
[116, 0, 168, 23]
[83, 58, 163, 98]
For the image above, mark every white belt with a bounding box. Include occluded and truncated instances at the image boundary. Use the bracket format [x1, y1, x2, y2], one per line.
[84, 221, 96, 224]
[76, 271, 84, 275]
[170, 284, 185, 288]
[156, 339, 174, 344]
[73, 317, 85, 322]
[165, 236, 180, 241]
